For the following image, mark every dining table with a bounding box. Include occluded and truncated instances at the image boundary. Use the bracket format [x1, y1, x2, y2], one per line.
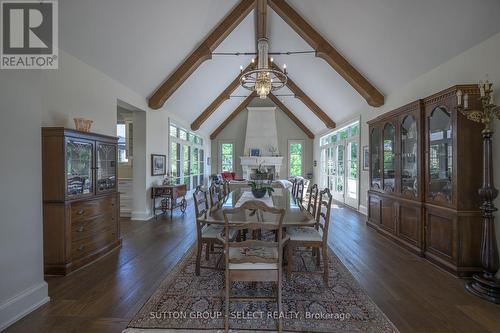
[205, 187, 315, 226]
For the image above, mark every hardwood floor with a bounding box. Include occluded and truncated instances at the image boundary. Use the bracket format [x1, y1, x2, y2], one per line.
[4, 202, 500, 333]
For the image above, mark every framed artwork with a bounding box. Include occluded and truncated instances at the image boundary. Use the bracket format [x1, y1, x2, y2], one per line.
[151, 154, 166, 176]
[250, 148, 260, 157]
[363, 146, 369, 171]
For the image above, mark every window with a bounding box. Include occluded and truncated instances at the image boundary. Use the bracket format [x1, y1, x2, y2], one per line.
[117, 123, 132, 164]
[220, 142, 234, 172]
[169, 122, 205, 190]
[288, 140, 304, 177]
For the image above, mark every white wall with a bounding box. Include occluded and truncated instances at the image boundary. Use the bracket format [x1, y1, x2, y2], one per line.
[0, 71, 49, 330]
[0, 48, 212, 329]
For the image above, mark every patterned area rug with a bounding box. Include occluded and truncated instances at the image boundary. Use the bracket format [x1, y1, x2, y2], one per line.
[124, 241, 398, 333]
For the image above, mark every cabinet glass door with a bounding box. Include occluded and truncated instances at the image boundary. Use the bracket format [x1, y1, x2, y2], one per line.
[428, 107, 453, 202]
[96, 143, 117, 193]
[370, 128, 382, 189]
[66, 139, 94, 197]
[401, 116, 418, 197]
[383, 123, 396, 192]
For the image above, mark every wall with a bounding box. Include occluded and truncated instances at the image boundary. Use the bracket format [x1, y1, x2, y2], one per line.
[211, 98, 314, 179]
[0, 48, 211, 329]
[0, 71, 49, 330]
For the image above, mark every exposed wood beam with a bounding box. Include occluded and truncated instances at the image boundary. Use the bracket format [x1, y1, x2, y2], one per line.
[268, 0, 384, 107]
[268, 94, 314, 139]
[210, 93, 256, 140]
[148, 0, 256, 109]
[255, 0, 268, 41]
[271, 63, 336, 129]
[191, 61, 255, 131]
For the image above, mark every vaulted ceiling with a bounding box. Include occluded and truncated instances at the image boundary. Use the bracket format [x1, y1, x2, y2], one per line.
[60, 0, 500, 136]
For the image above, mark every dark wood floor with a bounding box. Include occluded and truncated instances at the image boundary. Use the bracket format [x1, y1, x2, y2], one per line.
[5, 202, 500, 333]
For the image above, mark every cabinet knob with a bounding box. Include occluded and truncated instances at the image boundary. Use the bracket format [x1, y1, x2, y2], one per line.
[77, 209, 85, 215]
[78, 245, 86, 251]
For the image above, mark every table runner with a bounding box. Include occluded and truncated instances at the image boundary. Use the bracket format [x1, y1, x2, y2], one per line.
[234, 190, 274, 207]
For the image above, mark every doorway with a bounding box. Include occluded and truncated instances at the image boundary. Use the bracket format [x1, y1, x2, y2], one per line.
[320, 121, 359, 209]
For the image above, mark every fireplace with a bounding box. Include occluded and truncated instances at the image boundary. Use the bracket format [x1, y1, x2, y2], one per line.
[240, 156, 283, 180]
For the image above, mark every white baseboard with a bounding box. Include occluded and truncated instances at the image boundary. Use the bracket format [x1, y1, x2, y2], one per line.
[358, 204, 368, 216]
[0, 282, 49, 331]
[131, 210, 153, 221]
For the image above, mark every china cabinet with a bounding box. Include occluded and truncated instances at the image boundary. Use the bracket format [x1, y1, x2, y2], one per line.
[367, 85, 484, 276]
[42, 128, 121, 275]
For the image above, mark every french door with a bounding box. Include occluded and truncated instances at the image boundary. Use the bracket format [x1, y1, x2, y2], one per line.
[321, 140, 358, 208]
[171, 142, 204, 193]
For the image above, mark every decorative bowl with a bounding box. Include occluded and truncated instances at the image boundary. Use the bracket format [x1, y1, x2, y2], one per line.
[74, 118, 93, 132]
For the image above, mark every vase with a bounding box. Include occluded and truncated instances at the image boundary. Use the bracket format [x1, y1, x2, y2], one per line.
[252, 188, 266, 198]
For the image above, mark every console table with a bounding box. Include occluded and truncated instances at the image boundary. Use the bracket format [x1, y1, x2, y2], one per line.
[151, 184, 187, 219]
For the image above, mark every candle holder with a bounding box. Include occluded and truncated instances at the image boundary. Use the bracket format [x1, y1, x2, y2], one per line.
[457, 80, 500, 304]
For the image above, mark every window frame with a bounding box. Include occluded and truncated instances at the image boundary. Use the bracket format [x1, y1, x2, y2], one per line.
[218, 140, 235, 173]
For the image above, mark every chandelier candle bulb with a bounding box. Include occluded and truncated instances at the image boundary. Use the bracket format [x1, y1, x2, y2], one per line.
[457, 89, 463, 105]
[464, 93, 469, 108]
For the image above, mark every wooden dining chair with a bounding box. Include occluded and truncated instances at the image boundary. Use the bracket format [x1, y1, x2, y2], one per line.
[209, 182, 223, 207]
[286, 187, 333, 284]
[222, 180, 230, 197]
[222, 201, 287, 333]
[305, 183, 319, 217]
[295, 179, 305, 204]
[193, 186, 236, 276]
[290, 178, 297, 197]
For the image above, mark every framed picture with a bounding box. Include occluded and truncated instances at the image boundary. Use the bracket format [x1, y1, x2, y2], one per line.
[250, 148, 260, 157]
[363, 146, 369, 171]
[151, 154, 166, 176]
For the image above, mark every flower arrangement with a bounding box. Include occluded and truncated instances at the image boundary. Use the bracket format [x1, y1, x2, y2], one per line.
[248, 180, 274, 198]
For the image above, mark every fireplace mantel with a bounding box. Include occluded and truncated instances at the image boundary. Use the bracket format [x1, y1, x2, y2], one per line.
[240, 156, 283, 180]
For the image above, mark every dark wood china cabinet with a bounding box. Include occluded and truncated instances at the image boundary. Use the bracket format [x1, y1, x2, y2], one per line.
[42, 128, 122, 275]
[368, 85, 484, 277]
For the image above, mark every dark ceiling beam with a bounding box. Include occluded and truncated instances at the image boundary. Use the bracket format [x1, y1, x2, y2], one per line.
[255, 0, 268, 42]
[271, 63, 336, 128]
[191, 61, 255, 131]
[210, 93, 256, 140]
[148, 0, 256, 109]
[268, 94, 314, 139]
[268, 0, 384, 107]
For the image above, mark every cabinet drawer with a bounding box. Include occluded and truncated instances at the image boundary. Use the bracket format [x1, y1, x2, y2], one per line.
[71, 196, 116, 221]
[71, 225, 117, 259]
[71, 212, 116, 242]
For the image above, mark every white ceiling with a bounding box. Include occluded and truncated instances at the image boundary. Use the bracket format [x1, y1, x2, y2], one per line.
[60, 0, 500, 135]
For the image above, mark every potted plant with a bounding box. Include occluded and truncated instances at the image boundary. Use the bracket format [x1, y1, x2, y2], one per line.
[248, 180, 274, 198]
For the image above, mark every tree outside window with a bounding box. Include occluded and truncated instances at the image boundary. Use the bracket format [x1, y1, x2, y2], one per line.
[221, 143, 233, 172]
[289, 142, 303, 177]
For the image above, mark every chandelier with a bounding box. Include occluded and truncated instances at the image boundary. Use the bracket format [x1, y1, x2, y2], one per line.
[240, 38, 287, 99]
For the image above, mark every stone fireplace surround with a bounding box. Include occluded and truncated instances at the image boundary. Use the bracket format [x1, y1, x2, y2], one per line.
[240, 156, 283, 180]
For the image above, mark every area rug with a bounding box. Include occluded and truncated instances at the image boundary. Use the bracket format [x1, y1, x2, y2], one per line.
[124, 240, 398, 333]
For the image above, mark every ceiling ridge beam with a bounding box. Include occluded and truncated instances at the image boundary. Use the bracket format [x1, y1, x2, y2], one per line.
[268, 0, 384, 107]
[271, 63, 336, 129]
[191, 61, 255, 131]
[268, 94, 314, 139]
[148, 0, 256, 110]
[256, 0, 268, 42]
[210, 92, 256, 140]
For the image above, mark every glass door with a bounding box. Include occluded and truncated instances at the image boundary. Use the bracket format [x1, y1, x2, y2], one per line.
[319, 121, 359, 209]
[333, 144, 345, 202]
[191, 147, 199, 189]
[66, 138, 94, 198]
[182, 144, 191, 190]
[345, 141, 358, 207]
[96, 142, 117, 193]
